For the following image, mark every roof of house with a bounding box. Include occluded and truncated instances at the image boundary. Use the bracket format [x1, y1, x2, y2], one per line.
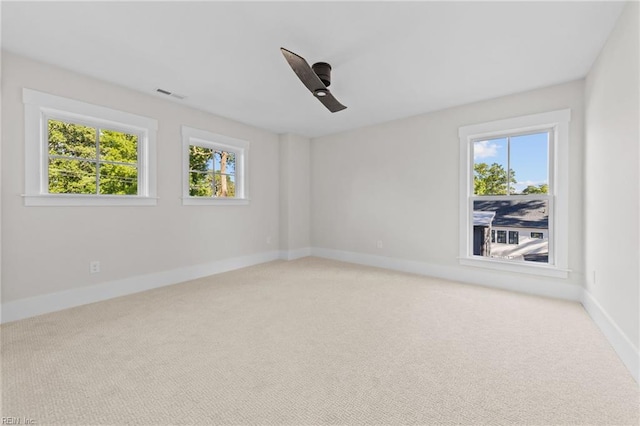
[473, 200, 548, 229]
[473, 211, 496, 227]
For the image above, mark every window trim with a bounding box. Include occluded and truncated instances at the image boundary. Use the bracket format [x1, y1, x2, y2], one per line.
[23, 89, 158, 206]
[181, 125, 249, 206]
[458, 109, 570, 278]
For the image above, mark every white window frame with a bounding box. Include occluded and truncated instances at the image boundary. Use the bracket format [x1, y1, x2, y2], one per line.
[23, 88, 158, 206]
[458, 109, 570, 278]
[181, 125, 249, 206]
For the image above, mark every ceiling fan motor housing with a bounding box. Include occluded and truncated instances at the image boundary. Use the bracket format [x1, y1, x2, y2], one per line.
[312, 62, 332, 87]
[280, 47, 346, 112]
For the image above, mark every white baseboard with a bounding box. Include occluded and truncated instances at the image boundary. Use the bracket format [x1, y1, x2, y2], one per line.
[279, 247, 312, 261]
[1, 250, 281, 324]
[311, 247, 582, 301]
[3, 246, 578, 324]
[581, 290, 639, 383]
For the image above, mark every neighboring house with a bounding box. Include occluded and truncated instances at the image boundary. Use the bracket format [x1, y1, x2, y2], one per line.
[473, 200, 549, 263]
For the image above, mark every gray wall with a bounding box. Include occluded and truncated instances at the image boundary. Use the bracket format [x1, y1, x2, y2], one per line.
[584, 1, 639, 349]
[311, 80, 585, 293]
[279, 133, 311, 253]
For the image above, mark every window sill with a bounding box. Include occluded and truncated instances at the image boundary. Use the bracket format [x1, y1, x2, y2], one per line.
[23, 194, 158, 207]
[182, 197, 249, 206]
[459, 256, 569, 278]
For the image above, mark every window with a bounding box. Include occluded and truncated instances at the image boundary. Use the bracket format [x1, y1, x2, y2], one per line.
[181, 126, 249, 205]
[491, 229, 495, 243]
[531, 232, 544, 239]
[48, 119, 139, 195]
[459, 109, 570, 278]
[189, 147, 236, 198]
[508, 231, 519, 245]
[23, 89, 157, 206]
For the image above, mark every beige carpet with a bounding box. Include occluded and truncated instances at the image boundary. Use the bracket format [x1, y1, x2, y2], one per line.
[1, 257, 638, 425]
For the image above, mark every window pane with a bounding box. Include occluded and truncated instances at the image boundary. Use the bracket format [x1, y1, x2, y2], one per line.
[473, 199, 549, 263]
[473, 137, 509, 195]
[213, 173, 235, 197]
[100, 129, 138, 164]
[48, 158, 96, 194]
[189, 171, 213, 196]
[227, 175, 236, 197]
[227, 152, 236, 174]
[48, 119, 96, 159]
[99, 163, 138, 195]
[189, 146, 214, 173]
[214, 150, 236, 174]
[510, 132, 549, 194]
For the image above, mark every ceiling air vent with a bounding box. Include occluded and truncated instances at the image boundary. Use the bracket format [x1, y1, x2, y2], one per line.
[156, 88, 187, 100]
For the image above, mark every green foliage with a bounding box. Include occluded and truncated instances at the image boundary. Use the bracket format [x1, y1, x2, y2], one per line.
[47, 120, 138, 195]
[189, 146, 213, 196]
[474, 162, 548, 196]
[474, 163, 516, 195]
[48, 159, 97, 194]
[188, 145, 236, 197]
[522, 184, 548, 194]
[98, 130, 138, 195]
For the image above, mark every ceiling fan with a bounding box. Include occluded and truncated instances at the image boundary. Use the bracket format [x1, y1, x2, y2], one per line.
[280, 48, 347, 113]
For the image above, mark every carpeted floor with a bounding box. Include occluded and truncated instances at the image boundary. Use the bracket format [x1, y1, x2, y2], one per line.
[1, 257, 638, 425]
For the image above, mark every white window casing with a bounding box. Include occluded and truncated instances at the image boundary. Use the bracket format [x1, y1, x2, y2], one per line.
[181, 125, 249, 206]
[458, 109, 571, 278]
[23, 88, 158, 206]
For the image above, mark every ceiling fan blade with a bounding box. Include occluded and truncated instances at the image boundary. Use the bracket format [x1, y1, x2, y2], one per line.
[317, 91, 347, 113]
[281, 47, 347, 113]
[281, 48, 325, 93]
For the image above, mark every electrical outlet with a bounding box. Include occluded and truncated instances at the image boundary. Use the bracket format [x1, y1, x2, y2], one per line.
[90, 261, 100, 274]
[376, 240, 383, 249]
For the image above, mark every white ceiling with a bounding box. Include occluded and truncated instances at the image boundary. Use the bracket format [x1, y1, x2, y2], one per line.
[1, 1, 625, 138]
